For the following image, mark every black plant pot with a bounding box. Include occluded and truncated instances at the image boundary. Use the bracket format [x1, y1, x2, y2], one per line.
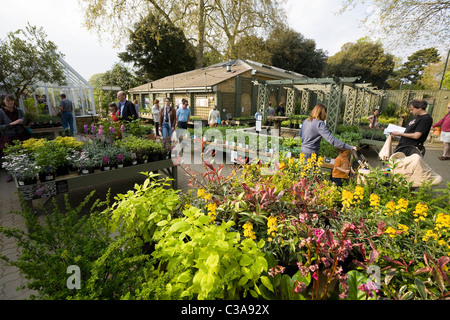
[289, 123, 294, 129]
[17, 177, 37, 186]
[56, 165, 70, 176]
[39, 171, 55, 183]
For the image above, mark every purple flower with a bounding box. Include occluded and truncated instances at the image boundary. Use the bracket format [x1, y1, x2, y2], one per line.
[91, 124, 95, 133]
[120, 125, 124, 132]
[102, 156, 109, 163]
[117, 154, 124, 162]
[84, 124, 88, 133]
[109, 126, 115, 133]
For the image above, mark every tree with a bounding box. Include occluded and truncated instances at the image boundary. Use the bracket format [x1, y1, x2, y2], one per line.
[0, 23, 65, 101]
[338, 0, 450, 48]
[233, 35, 272, 65]
[89, 63, 140, 112]
[324, 38, 395, 88]
[78, 0, 286, 68]
[265, 26, 327, 78]
[118, 14, 196, 82]
[396, 48, 441, 86]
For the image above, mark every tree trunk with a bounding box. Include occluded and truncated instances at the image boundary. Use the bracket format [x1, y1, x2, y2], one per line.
[196, 0, 205, 68]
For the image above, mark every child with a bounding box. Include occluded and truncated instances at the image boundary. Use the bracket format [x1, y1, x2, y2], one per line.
[332, 148, 353, 187]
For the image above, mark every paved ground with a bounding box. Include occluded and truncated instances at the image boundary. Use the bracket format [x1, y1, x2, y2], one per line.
[0, 140, 448, 299]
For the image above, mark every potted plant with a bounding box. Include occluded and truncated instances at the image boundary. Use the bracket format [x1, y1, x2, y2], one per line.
[101, 156, 111, 171]
[2, 151, 38, 185]
[116, 154, 124, 169]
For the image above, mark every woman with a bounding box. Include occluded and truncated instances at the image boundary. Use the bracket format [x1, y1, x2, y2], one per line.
[0, 94, 31, 182]
[208, 105, 220, 127]
[109, 102, 120, 122]
[276, 102, 285, 116]
[300, 104, 356, 159]
[159, 97, 176, 144]
[391, 99, 433, 157]
[152, 99, 161, 136]
[431, 101, 450, 160]
[367, 108, 380, 129]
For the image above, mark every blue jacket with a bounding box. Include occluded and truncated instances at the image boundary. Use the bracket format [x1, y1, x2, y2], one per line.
[300, 119, 353, 155]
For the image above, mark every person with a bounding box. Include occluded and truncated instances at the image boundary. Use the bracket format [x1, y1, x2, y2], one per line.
[117, 91, 138, 122]
[176, 99, 190, 130]
[267, 102, 275, 126]
[108, 102, 120, 122]
[132, 99, 140, 116]
[300, 104, 356, 160]
[276, 102, 285, 116]
[208, 105, 220, 127]
[332, 148, 354, 187]
[0, 94, 6, 109]
[152, 99, 161, 136]
[0, 94, 32, 182]
[391, 99, 433, 157]
[255, 109, 264, 120]
[431, 101, 450, 160]
[367, 108, 380, 129]
[60, 93, 74, 134]
[159, 97, 176, 143]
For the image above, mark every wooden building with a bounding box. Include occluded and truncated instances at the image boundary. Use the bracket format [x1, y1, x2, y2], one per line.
[128, 59, 306, 119]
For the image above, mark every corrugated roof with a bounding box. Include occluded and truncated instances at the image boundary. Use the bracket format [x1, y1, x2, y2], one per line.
[129, 59, 306, 93]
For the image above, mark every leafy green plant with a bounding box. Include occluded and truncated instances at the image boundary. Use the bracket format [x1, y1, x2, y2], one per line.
[0, 191, 113, 300]
[151, 205, 268, 299]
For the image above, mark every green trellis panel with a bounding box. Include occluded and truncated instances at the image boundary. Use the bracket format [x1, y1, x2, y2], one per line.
[300, 90, 310, 114]
[343, 88, 358, 126]
[326, 83, 343, 134]
[257, 83, 269, 121]
[286, 88, 297, 116]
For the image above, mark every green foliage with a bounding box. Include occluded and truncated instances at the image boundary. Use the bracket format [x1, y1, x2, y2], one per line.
[118, 13, 196, 81]
[0, 23, 66, 99]
[151, 206, 268, 299]
[325, 38, 395, 88]
[396, 47, 441, 85]
[265, 26, 327, 78]
[110, 173, 180, 244]
[0, 191, 113, 299]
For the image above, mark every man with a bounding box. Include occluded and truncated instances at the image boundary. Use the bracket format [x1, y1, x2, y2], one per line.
[60, 94, 74, 134]
[391, 99, 433, 157]
[176, 99, 191, 130]
[117, 91, 138, 122]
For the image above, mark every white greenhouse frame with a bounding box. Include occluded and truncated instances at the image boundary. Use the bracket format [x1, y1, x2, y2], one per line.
[19, 58, 96, 134]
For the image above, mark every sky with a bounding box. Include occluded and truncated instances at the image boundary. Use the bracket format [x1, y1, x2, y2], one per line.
[0, 0, 428, 82]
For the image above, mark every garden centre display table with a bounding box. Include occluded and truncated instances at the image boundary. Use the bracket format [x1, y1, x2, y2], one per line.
[31, 126, 63, 139]
[14, 159, 177, 211]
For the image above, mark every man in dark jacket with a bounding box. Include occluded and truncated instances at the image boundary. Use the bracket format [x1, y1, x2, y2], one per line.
[117, 91, 138, 122]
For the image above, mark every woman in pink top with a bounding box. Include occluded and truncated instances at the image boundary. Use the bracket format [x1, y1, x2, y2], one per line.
[432, 102, 450, 160]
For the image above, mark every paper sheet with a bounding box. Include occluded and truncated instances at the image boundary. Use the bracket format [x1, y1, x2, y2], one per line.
[383, 124, 406, 135]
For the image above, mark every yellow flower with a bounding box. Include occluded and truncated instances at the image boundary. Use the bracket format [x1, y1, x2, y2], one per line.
[413, 202, 428, 222]
[435, 213, 450, 232]
[385, 227, 398, 238]
[370, 194, 380, 207]
[243, 221, 256, 240]
[353, 186, 364, 201]
[396, 198, 409, 213]
[397, 224, 409, 235]
[342, 189, 354, 209]
[422, 229, 439, 242]
[279, 162, 286, 170]
[267, 216, 277, 235]
[197, 188, 212, 201]
[385, 201, 396, 216]
[288, 158, 294, 166]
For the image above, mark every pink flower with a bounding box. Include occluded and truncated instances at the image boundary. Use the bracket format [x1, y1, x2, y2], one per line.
[83, 124, 88, 133]
[312, 270, 318, 280]
[294, 281, 306, 293]
[120, 124, 124, 132]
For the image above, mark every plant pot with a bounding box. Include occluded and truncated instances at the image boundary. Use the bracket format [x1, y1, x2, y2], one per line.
[39, 171, 55, 182]
[101, 164, 111, 171]
[56, 165, 70, 176]
[116, 163, 124, 169]
[80, 167, 95, 175]
[289, 123, 294, 129]
[17, 177, 37, 186]
[294, 124, 299, 129]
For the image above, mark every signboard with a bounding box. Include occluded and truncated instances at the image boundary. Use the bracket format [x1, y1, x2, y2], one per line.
[101, 85, 121, 91]
[196, 98, 209, 107]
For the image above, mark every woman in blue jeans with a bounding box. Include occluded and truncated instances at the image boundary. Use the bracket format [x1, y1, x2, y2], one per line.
[159, 98, 176, 144]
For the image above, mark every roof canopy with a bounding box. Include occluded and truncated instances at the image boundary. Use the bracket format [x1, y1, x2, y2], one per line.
[129, 59, 307, 93]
